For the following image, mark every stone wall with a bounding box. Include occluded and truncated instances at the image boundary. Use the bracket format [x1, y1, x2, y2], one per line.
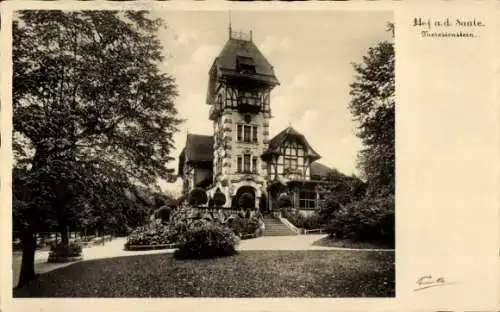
[210, 108, 271, 209]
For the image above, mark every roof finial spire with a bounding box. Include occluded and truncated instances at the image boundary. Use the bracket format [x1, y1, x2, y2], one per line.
[228, 11, 232, 39]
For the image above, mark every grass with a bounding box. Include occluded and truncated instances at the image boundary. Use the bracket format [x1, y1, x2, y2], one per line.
[13, 250, 394, 297]
[312, 236, 394, 250]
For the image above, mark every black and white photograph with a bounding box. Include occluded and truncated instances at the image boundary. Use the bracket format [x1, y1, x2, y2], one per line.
[10, 8, 395, 298]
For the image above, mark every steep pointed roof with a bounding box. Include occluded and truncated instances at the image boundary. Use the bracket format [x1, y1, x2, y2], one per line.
[263, 126, 321, 161]
[310, 162, 335, 180]
[210, 37, 279, 85]
[178, 134, 214, 176]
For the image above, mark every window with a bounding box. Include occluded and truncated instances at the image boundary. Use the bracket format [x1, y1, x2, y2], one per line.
[278, 141, 307, 176]
[237, 156, 242, 173]
[237, 125, 242, 141]
[240, 91, 257, 106]
[237, 154, 257, 173]
[299, 191, 317, 210]
[237, 124, 258, 143]
[243, 125, 251, 142]
[284, 157, 298, 170]
[236, 56, 256, 74]
[244, 154, 251, 173]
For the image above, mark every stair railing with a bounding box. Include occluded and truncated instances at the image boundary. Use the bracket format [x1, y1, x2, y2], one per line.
[277, 216, 301, 235]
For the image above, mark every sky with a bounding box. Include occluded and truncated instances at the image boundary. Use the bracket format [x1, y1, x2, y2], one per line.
[153, 10, 393, 195]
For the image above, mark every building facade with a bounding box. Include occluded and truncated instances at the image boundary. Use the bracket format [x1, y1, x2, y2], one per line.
[178, 29, 335, 213]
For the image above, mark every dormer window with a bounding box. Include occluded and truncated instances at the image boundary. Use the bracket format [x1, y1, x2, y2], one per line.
[236, 55, 256, 74]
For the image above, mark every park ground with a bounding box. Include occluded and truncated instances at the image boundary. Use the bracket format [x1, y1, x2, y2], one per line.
[13, 234, 395, 297]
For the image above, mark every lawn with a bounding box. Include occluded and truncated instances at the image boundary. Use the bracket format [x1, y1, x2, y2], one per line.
[14, 250, 394, 297]
[313, 236, 394, 250]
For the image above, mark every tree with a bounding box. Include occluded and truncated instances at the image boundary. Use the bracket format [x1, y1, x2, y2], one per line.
[13, 10, 181, 287]
[188, 188, 208, 207]
[317, 170, 366, 222]
[277, 193, 291, 209]
[349, 37, 394, 197]
[238, 192, 254, 210]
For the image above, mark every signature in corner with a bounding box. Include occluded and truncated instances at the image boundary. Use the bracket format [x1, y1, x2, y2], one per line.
[414, 275, 455, 291]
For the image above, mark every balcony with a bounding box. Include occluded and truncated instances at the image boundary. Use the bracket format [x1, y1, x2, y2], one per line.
[237, 102, 261, 114]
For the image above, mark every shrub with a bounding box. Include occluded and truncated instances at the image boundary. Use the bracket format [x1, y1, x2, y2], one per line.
[325, 196, 394, 246]
[238, 192, 254, 209]
[154, 206, 172, 223]
[277, 193, 291, 208]
[124, 219, 175, 248]
[174, 221, 239, 259]
[49, 242, 82, 257]
[282, 211, 324, 230]
[188, 188, 208, 207]
[165, 198, 179, 209]
[213, 191, 226, 207]
[228, 214, 262, 236]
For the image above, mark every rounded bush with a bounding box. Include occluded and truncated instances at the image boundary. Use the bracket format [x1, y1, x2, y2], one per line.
[213, 191, 226, 207]
[154, 206, 172, 223]
[165, 198, 179, 209]
[188, 188, 208, 207]
[174, 222, 239, 259]
[238, 192, 254, 209]
[277, 193, 292, 208]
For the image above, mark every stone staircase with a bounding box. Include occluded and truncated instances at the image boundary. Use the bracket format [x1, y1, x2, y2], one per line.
[263, 215, 297, 236]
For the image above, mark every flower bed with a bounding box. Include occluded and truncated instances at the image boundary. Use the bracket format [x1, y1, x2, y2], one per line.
[124, 219, 176, 251]
[124, 208, 264, 253]
[125, 242, 179, 251]
[227, 213, 263, 237]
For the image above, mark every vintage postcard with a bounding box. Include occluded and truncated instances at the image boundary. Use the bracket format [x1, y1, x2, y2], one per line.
[0, 1, 498, 311]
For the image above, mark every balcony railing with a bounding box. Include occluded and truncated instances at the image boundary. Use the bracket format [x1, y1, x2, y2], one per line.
[282, 168, 304, 180]
[237, 102, 261, 114]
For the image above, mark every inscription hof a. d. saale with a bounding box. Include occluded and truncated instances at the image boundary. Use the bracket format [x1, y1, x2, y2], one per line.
[413, 17, 485, 38]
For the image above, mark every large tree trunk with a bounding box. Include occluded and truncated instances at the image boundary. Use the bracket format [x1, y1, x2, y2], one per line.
[16, 230, 37, 288]
[57, 200, 70, 247]
[60, 223, 69, 246]
[55, 186, 70, 247]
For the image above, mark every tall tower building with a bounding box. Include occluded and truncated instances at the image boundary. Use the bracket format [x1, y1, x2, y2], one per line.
[179, 26, 331, 214]
[205, 29, 279, 208]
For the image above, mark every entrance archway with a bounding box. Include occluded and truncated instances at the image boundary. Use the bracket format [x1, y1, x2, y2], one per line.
[233, 186, 257, 210]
